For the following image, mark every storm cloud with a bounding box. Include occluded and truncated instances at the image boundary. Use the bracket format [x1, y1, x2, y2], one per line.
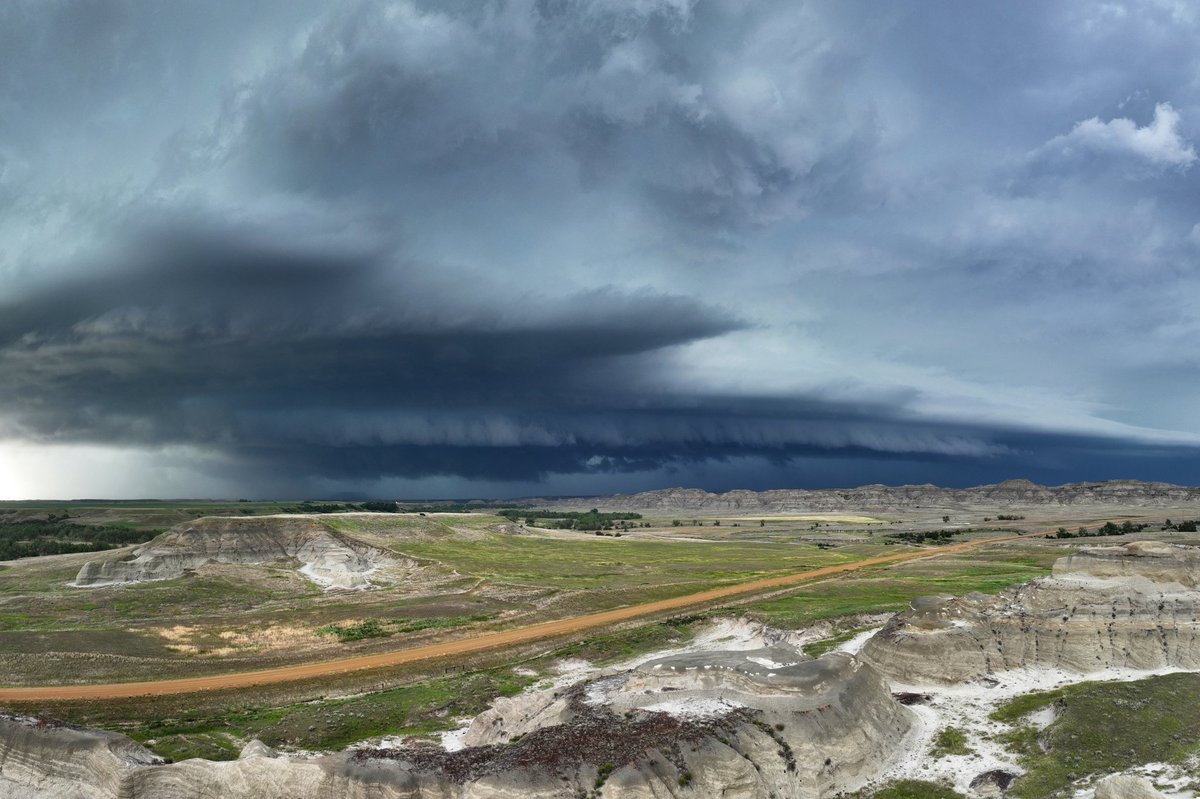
[3, 0, 1200, 498]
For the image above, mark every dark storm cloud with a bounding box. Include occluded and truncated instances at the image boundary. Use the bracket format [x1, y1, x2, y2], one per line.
[4, 0, 1200, 497]
[0, 226, 744, 459]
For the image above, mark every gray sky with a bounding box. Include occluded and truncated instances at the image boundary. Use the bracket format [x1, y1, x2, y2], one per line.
[3, 0, 1200, 499]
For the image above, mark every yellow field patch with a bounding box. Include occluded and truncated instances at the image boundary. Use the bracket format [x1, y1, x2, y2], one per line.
[143, 623, 324, 657]
[725, 514, 887, 524]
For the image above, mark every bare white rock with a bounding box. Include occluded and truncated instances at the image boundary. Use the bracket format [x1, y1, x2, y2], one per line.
[1093, 773, 1167, 799]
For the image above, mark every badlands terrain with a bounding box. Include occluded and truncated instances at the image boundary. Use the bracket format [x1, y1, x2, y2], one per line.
[3, 481, 1200, 797]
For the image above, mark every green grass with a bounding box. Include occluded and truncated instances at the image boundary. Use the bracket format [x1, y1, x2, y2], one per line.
[994, 673, 1200, 798]
[854, 780, 965, 799]
[743, 546, 1057, 629]
[533, 618, 697, 666]
[990, 691, 1061, 724]
[128, 668, 536, 761]
[148, 731, 242, 762]
[317, 614, 498, 642]
[317, 619, 389, 642]
[390, 613, 495, 634]
[98, 622, 697, 759]
[27, 617, 707, 759]
[802, 624, 876, 657]
[383, 530, 859, 593]
[930, 727, 972, 757]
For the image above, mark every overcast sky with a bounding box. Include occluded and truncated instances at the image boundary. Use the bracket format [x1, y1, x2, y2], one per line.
[3, 0, 1200, 499]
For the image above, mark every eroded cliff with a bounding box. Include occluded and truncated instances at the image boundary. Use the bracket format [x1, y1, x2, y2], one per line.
[72, 516, 408, 590]
[860, 541, 1200, 685]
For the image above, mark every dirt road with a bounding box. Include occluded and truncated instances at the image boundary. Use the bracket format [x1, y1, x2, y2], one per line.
[0, 529, 1055, 701]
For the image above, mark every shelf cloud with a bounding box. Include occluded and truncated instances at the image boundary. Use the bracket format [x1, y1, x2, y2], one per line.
[3, 1, 1200, 498]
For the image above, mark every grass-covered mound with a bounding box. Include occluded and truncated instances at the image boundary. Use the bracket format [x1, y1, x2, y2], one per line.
[994, 672, 1200, 798]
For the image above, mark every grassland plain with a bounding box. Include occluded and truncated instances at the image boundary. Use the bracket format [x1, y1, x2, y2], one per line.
[0, 500, 299, 531]
[0, 521, 1070, 762]
[742, 540, 1062, 629]
[15, 619, 699, 762]
[0, 510, 885, 684]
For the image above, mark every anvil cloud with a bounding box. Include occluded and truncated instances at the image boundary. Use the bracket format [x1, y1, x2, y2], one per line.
[2, 1, 1200, 499]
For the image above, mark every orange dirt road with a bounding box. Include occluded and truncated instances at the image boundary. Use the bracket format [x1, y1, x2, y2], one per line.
[0, 528, 1062, 701]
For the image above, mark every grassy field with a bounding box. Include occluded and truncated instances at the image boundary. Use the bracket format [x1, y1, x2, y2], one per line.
[0, 500, 298, 531]
[21, 619, 699, 762]
[742, 541, 1062, 629]
[0, 509, 882, 683]
[854, 781, 964, 799]
[372, 526, 860, 595]
[993, 672, 1200, 798]
[68, 666, 537, 762]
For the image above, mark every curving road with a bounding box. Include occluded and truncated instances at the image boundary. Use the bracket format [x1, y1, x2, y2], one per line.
[0, 528, 1065, 701]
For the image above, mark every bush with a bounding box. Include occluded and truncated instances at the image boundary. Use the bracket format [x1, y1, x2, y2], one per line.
[317, 619, 390, 642]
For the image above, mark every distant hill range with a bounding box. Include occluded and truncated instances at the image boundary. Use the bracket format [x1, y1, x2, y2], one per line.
[541, 480, 1200, 513]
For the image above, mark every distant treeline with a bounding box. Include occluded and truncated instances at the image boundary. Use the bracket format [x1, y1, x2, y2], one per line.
[497, 508, 642, 531]
[277, 501, 405, 514]
[269, 501, 649, 524]
[1053, 521, 1150, 539]
[277, 501, 539, 515]
[0, 517, 159, 561]
[889, 529, 959, 545]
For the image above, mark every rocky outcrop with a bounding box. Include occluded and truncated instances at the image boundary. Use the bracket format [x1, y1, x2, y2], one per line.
[1052, 540, 1200, 587]
[860, 542, 1200, 685]
[72, 516, 406, 590]
[551, 479, 1200, 513]
[461, 649, 913, 798]
[0, 711, 164, 798]
[1093, 774, 1166, 799]
[457, 646, 913, 792]
[0, 648, 915, 798]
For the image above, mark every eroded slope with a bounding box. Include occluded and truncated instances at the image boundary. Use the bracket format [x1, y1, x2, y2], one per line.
[860, 541, 1200, 685]
[73, 516, 410, 590]
[0, 642, 915, 798]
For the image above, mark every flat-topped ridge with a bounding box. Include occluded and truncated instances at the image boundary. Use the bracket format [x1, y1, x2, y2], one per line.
[541, 479, 1200, 512]
[71, 515, 407, 590]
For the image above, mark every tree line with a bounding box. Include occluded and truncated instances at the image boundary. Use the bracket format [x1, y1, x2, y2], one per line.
[1053, 521, 1150, 539]
[0, 518, 159, 561]
[497, 508, 643, 531]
